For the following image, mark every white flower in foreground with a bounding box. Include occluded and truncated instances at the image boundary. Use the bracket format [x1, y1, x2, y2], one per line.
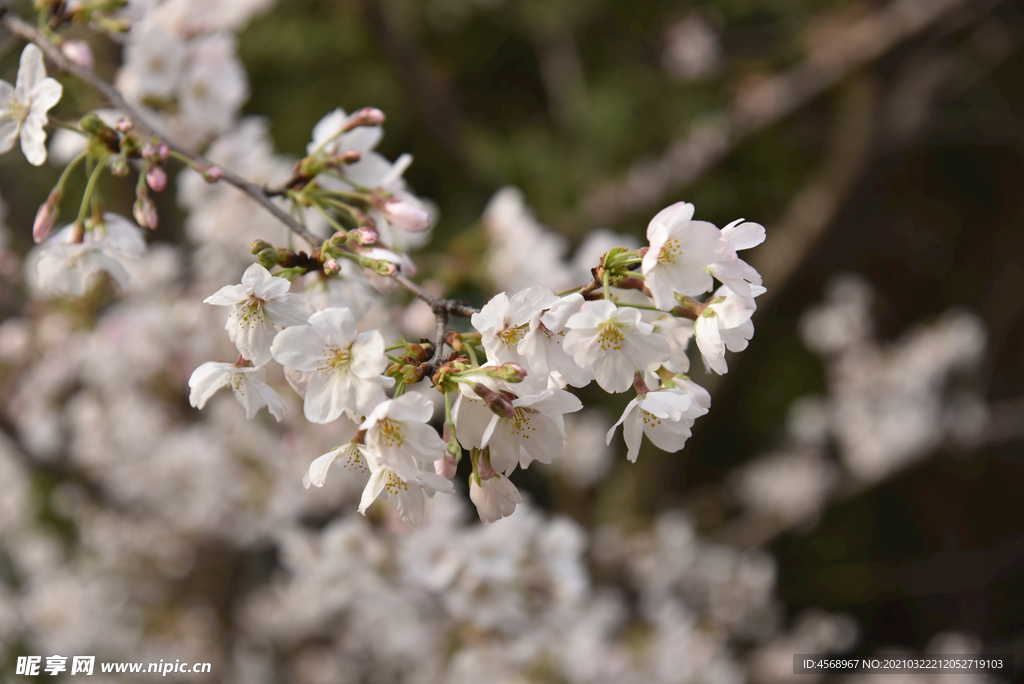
[607, 388, 708, 462]
[33, 214, 146, 296]
[205, 264, 314, 367]
[0, 44, 63, 166]
[470, 474, 524, 523]
[304, 441, 368, 489]
[360, 392, 446, 474]
[473, 286, 559, 368]
[519, 292, 593, 387]
[563, 300, 670, 393]
[358, 455, 453, 524]
[454, 386, 582, 475]
[307, 107, 383, 158]
[694, 284, 763, 375]
[188, 361, 284, 421]
[707, 218, 766, 297]
[641, 201, 727, 310]
[271, 307, 391, 422]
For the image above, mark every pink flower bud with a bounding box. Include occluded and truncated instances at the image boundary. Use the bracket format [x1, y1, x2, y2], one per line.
[473, 384, 515, 419]
[116, 117, 134, 133]
[476, 453, 496, 481]
[354, 227, 376, 245]
[156, 143, 170, 161]
[133, 196, 158, 229]
[499, 363, 528, 382]
[435, 454, 458, 480]
[61, 40, 94, 70]
[146, 165, 167, 192]
[323, 259, 341, 276]
[383, 198, 430, 233]
[203, 166, 223, 182]
[110, 157, 129, 177]
[345, 107, 386, 130]
[33, 188, 61, 243]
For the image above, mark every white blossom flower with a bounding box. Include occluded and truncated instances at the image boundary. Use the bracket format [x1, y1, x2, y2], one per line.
[640, 202, 727, 310]
[469, 474, 524, 523]
[307, 107, 382, 158]
[694, 284, 763, 375]
[117, 21, 186, 100]
[205, 263, 314, 367]
[304, 441, 368, 489]
[454, 386, 582, 475]
[563, 300, 670, 393]
[652, 314, 694, 375]
[270, 307, 391, 422]
[0, 44, 64, 166]
[343, 151, 434, 250]
[518, 293, 594, 388]
[360, 392, 446, 474]
[606, 388, 708, 462]
[358, 454, 453, 524]
[707, 218, 766, 298]
[188, 361, 284, 421]
[33, 214, 146, 296]
[473, 286, 559, 368]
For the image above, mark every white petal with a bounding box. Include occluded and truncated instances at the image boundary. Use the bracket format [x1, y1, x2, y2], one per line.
[16, 44, 46, 98]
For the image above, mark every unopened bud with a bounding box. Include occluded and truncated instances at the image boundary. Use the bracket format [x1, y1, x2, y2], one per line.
[383, 198, 430, 233]
[156, 143, 170, 161]
[375, 260, 396, 276]
[498, 363, 528, 383]
[257, 247, 280, 270]
[354, 227, 376, 245]
[133, 196, 158, 229]
[33, 188, 61, 243]
[116, 117, 134, 133]
[473, 384, 515, 419]
[435, 455, 457, 480]
[146, 164, 167, 192]
[476, 450, 496, 480]
[202, 166, 223, 182]
[323, 259, 341, 276]
[345, 107, 386, 131]
[330, 150, 361, 165]
[250, 239, 272, 254]
[61, 40, 94, 70]
[110, 157, 129, 177]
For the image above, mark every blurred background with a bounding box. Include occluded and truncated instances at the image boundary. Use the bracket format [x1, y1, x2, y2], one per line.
[2, 0, 1024, 680]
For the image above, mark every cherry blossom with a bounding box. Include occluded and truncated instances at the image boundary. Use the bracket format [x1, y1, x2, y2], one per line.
[0, 44, 64, 166]
[640, 201, 727, 310]
[694, 284, 764, 374]
[33, 214, 147, 296]
[563, 300, 670, 393]
[188, 361, 285, 422]
[473, 286, 560, 369]
[270, 307, 392, 422]
[606, 388, 708, 462]
[469, 473, 525, 523]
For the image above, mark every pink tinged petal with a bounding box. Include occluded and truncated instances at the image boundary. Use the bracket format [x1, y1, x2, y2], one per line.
[303, 370, 350, 424]
[240, 263, 275, 292]
[472, 292, 510, 334]
[676, 380, 712, 411]
[263, 292, 315, 327]
[307, 447, 345, 488]
[516, 411, 564, 468]
[721, 318, 754, 352]
[257, 382, 285, 422]
[402, 421, 447, 462]
[188, 362, 232, 409]
[308, 307, 358, 348]
[270, 325, 325, 371]
[99, 213, 146, 256]
[28, 78, 63, 113]
[607, 397, 641, 445]
[352, 376, 388, 416]
[231, 371, 264, 420]
[484, 423, 520, 475]
[15, 44, 46, 97]
[390, 478, 427, 524]
[204, 283, 251, 305]
[722, 219, 766, 250]
[20, 111, 48, 166]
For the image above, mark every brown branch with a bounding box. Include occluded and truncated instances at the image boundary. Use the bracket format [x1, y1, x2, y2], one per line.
[580, 0, 978, 226]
